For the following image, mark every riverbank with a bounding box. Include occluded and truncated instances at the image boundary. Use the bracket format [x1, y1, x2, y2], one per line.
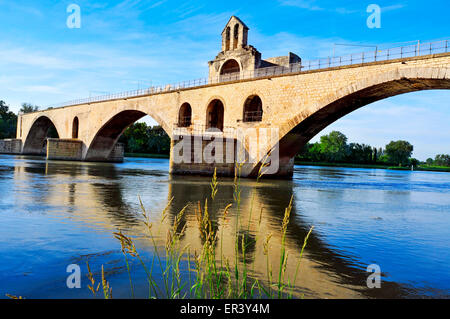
[125, 152, 170, 159]
[124, 154, 450, 172]
[295, 161, 450, 172]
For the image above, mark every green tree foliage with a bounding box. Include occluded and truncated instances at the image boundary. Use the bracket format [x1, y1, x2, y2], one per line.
[410, 158, 419, 168]
[319, 131, 349, 162]
[434, 154, 450, 167]
[147, 126, 171, 155]
[296, 142, 323, 162]
[297, 131, 417, 166]
[119, 123, 170, 155]
[346, 143, 373, 164]
[385, 140, 414, 166]
[20, 103, 39, 114]
[0, 100, 18, 139]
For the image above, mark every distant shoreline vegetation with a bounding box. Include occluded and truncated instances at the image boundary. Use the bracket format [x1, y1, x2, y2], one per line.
[293, 161, 450, 172]
[295, 131, 450, 172]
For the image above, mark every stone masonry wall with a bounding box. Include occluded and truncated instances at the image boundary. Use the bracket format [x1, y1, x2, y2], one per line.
[0, 139, 22, 154]
[108, 143, 124, 163]
[47, 139, 83, 161]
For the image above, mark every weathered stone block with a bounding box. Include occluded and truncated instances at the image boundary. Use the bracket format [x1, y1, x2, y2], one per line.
[47, 139, 83, 161]
[0, 139, 22, 154]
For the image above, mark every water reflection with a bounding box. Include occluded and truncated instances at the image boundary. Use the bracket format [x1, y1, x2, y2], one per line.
[0, 155, 449, 299]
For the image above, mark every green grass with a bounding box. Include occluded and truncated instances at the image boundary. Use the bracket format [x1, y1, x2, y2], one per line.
[417, 165, 450, 172]
[295, 161, 450, 172]
[295, 161, 390, 169]
[90, 165, 314, 300]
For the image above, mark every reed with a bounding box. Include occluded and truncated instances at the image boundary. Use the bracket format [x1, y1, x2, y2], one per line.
[88, 165, 314, 300]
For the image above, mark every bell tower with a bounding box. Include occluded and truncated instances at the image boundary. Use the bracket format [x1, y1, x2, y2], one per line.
[208, 16, 301, 82]
[222, 16, 249, 51]
[209, 16, 261, 81]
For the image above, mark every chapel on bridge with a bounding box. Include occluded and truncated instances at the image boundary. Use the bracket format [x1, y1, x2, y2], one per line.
[208, 16, 301, 80]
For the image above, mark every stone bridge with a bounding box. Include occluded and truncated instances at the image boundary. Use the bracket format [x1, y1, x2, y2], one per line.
[5, 17, 450, 178]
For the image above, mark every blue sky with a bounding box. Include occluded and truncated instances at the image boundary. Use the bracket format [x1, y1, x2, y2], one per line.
[0, 0, 449, 159]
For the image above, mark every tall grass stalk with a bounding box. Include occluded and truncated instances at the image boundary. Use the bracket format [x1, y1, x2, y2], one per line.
[89, 164, 314, 299]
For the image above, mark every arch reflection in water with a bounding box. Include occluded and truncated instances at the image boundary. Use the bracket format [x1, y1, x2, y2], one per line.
[2, 156, 446, 298]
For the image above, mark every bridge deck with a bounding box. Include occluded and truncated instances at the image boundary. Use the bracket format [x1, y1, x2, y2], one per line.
[32, 39, 449, 113]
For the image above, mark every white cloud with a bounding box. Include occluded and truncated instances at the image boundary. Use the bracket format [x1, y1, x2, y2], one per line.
[278, 0, 323, 11]
[278, 1, 405, 15]
[382, 4, 405, 13]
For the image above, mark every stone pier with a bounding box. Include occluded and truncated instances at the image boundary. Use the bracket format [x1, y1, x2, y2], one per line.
[0, 139, 22, 154]
[47, 139, 83, 161]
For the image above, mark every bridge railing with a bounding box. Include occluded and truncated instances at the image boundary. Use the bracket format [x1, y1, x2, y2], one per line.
[48, 39, 449, 109]
[172, 124, 236, 137]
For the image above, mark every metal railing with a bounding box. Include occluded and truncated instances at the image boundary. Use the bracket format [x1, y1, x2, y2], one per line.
[177, 116, 192, 128]
[48, 39, 449, 109]
[173, 124, 236, 137]
[243, 111, 263, 122]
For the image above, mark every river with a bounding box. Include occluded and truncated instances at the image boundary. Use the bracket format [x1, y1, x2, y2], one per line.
[0, 155, 449, 299]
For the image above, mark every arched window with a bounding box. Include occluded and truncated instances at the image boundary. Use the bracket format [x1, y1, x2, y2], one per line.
[243, 95, 263, 122]
[72, 116, 79, 139]
[233, 24, 239, 49]
[220, 59, 240, 75]
[178, 103, 192, 127]
[206, 100, 224, 131]
[225, 27, 231, 51]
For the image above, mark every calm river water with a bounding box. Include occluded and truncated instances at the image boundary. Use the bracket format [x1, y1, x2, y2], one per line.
[0, 155, 449, 299]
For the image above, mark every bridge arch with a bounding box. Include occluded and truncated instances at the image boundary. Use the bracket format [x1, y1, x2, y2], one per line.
[85, 109, 170, 162]
[23, 115, 60, 155]
[251, 66, 450, 177]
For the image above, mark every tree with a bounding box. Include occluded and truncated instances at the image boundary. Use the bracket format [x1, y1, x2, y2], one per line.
[0, 100, 9, 115]
[410, 158, 419, 168]
[319, 131, 348, 162]
[0, 100, 18, 139]
[119, 123, 171, 155]
[147, 126, 170, 155]
[346, 143, 373, 164]
[385, 140, 414, 166]
[297, 142, 323, 162]
[434, 154, 450, 167]
[20, 103, 39, 114]
[121, 122, 149, 153]
[426, 158, 434, 166]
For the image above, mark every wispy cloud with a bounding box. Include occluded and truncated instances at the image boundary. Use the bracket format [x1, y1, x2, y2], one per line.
[382, 4, 405, 13]
[279, 1, 406, 15]
[278, 0, 323, 11]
